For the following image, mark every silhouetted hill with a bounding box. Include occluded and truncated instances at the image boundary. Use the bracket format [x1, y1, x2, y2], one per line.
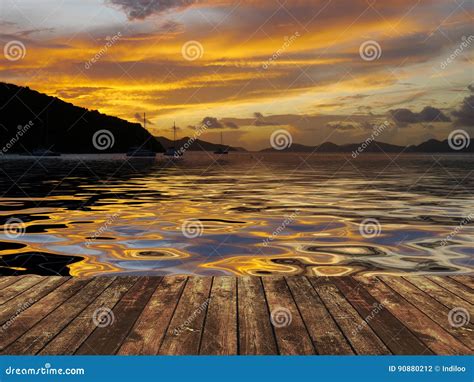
[0, 83, 164, 153]
[261, 139, 473, 153]
[155, 136, 246, 152]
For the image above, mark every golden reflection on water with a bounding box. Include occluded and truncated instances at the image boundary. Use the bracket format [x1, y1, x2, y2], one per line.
[0, 153, 473, 276]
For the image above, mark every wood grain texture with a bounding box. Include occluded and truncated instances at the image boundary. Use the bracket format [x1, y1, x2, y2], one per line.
[1, 275, 472, 355]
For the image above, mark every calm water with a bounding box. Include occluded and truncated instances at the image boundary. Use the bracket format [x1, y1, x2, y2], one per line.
[0, 153, 473, 277]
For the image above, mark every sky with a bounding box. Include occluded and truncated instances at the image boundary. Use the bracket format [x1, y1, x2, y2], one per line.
[0, 0, 473, 150]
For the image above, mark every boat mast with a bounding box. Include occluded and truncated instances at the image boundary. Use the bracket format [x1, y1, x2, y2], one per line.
[173, 121, 176, 144]
[143, 112, 146, 130]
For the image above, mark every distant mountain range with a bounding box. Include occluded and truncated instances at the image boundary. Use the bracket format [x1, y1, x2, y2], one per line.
[260, 139, 473, 153]
[0, 83, 164, 153]
[155, 136, 246, 152]
[1, 83, 471, 155]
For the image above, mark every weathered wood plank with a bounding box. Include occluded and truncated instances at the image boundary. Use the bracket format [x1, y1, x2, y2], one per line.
[0, 276, 43, 304]
[308, 278, 390, 355]
[200, 277, 237, 355]
[117, 276, 187, 355]
[450, 275, 474, 290]
[0, 277, 68, 325]
[428, 276, 473, 304]
[381, 276, 474, 350]
[4, 277, 115, 354]
[0, 278, 92, 352]
[40, 277, 138, 355]
[262, 277, 314, 355]
[404, 277, 473, 322]
[335, 277, 432, 355]
[355, 276, 471, 355]
[158, 277, 212, 355]
[237, 277, 278, 355]
[286, 277, 353, 354]
[0, 276, 25, 290]
[75, 277, 162, 355]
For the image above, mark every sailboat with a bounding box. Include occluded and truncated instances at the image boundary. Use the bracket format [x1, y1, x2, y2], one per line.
[163, 122, 182, 157]
[214, 132, 229, 154]
[126, 112, 156, 157]
[29, 110, 61, 157]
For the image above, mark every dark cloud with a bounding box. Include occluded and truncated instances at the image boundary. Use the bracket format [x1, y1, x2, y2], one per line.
[201, 116, 223, 129]
[107, 0, 195, 20]
[327, 122, 358, 131]
[452, 85, 474, 127]
[253, 112, 279, 126]
[134, 112, 154, 125]
[224, 121, 239, 129]
[390, 106, 451, 126]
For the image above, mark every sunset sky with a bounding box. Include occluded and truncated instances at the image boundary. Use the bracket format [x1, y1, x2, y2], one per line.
[0, 0, 472, 150]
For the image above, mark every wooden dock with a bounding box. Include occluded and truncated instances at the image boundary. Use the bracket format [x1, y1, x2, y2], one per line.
[0, 275, 472, 355]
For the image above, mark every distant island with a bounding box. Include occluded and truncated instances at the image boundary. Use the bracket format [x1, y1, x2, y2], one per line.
[260, 139, 473, 153]
[0, 83, 471, 155]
